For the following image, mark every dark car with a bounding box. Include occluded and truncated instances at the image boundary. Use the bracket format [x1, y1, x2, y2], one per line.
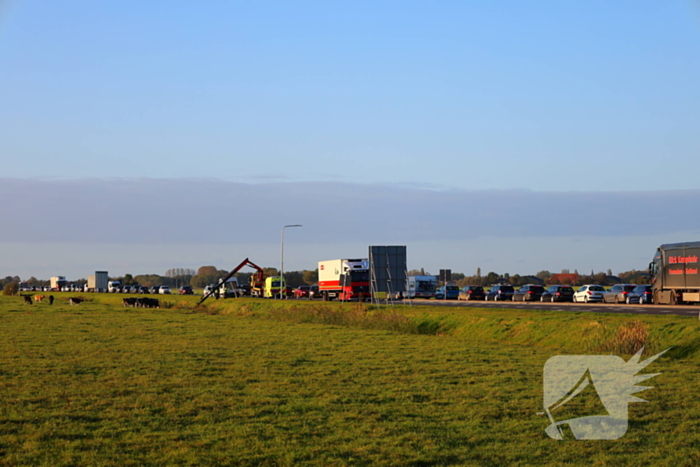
[238, 284, 252, 296]
[179, 285, 194, 295]
[150, 286, 161, 294]
[309, 284, 320, 299]
[540, 285, 575, 302]
[485, 285, 515, 301]
[626, 285, 652, 304]
[602, 284, 637, 303]
[458, 285, 485, 301]
[512, 284, 546, 302]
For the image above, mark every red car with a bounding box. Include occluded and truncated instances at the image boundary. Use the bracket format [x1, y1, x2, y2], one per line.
[179, 286, 194, 295]
[294, 285, 311, 298]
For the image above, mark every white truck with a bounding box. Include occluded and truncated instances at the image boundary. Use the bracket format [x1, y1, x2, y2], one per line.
[318, 258, 370, 301]
[50, 276, 67, 291]
[108, 280, 121, 293]
[407, 275, 438, 299]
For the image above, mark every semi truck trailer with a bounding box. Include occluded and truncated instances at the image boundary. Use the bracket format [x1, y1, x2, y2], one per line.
[87, 271, 109, 292]
[649, 241, 700, 304]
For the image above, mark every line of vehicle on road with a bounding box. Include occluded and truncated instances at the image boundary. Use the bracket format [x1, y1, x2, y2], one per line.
[432, 283, 656, 305]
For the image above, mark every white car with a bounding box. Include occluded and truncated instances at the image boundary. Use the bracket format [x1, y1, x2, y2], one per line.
[573, 285, 606, 303]
[159, 286, 171, 294]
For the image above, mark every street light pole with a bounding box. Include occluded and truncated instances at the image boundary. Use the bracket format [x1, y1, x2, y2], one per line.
[281, 224, 302, 299]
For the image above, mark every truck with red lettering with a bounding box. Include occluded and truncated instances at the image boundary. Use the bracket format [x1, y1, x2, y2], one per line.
[649, 242, 700, 304]
[318, 258, 370, 301]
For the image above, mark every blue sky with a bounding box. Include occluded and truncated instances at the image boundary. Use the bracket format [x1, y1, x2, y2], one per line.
[2, 2, 700, 279]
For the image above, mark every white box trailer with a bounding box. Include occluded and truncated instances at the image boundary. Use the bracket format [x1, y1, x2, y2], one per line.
[87, 271, 109, 292]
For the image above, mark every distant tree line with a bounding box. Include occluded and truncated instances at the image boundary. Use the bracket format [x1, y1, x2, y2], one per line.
[114, 266, 320, 289]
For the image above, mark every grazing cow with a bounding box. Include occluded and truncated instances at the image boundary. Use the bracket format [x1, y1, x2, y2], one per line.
[48, 295, 54, 305]
[139, 297, 160, 309]
[68, 297, 84, 306]
[22, 295, 32, 305]
[34, 295, 45, 303]
[122, 297, 159, 309]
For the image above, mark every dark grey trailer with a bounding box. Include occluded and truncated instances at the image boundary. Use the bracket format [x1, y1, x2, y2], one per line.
[650, 241, 700, 304]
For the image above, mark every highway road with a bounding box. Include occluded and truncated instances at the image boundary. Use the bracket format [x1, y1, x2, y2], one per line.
[409, 299, 700, 318]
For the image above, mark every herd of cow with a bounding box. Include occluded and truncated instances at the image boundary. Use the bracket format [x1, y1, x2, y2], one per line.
[122, 297, 160, 308]
[20, 294, 84, 305]
[18, 294, 159, 308]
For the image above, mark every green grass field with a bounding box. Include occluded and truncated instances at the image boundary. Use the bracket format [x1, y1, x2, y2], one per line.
[1, 294, 699, 466]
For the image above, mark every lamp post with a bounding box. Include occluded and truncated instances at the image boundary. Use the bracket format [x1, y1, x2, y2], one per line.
[281, 224, 302, 299]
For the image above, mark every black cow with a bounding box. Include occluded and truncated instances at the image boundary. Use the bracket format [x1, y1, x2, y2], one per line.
[137, 297, 160, 308]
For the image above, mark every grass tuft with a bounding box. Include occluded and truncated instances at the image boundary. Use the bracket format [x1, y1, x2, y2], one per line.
[594, 320, 652, 355]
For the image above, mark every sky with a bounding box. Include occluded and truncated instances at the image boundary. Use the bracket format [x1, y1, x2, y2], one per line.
[2, 1, 700, 280]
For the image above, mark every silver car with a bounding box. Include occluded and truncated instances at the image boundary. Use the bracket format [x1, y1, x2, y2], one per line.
[602, 284, 637, 304]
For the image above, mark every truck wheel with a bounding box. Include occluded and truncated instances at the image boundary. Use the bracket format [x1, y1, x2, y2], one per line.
[322, 292, 328, 301]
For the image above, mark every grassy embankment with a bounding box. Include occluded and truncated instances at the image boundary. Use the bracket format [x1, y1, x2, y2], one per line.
[1, 293, 699, 466]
